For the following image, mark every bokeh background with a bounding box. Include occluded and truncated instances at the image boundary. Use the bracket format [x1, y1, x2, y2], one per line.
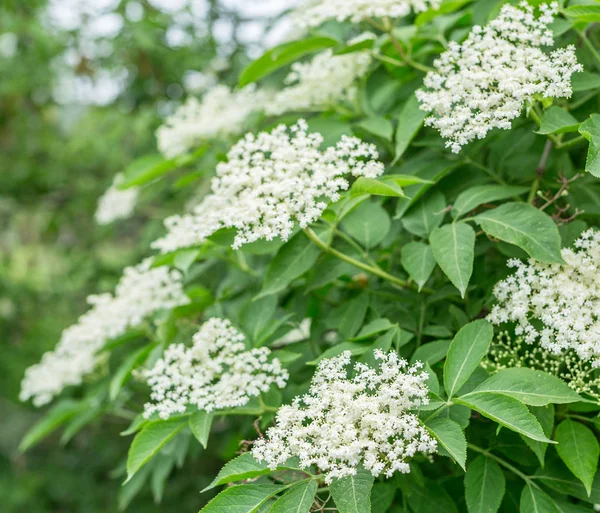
[0, 1, 296, 511]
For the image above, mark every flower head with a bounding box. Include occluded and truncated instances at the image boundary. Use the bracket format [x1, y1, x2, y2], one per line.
[416, 2, 582, 153]
[152, 120, 384, 252]
[142, 318, 289, 419]
[95, 173, 139, 225]
[20, 259, 189, 407]
[252, 350, 436, 483]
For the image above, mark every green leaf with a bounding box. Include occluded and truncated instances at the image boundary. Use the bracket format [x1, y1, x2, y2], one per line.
[572, 72, 600, 92]
[357, 116, 394, 141]
[330, 466, 374, 513]
[203, 453, 285, 492]
[444, 319, 493, 398]
[258, 232, 320, 297]
[350, 177, 405, 198]
[394, 94, 427, 163]
[536, 107, 580, 135]
[430, 222, 475, 298]
[535, 457, 600, 503]
[564, 5, 600, 23]
[352, 319, 394, 340]
[401, 190, 446, 238]
[120, 154, 176, 188]
[412, 339, 451, 366]
[307, 341, 372, 365]
[579, 114, 600, 178]
[472, 203, 563, 264]
[270, 480, 317, 513]
[455, 393, 554, 443]
[426, 418, 466, 470]
[464, 455, 505, 513]
[189, 411, 214, 449]
[407, 481, 459, 513]
[522, 405, 554, 467]
[467, 368, 581, 406]
[329, 292, 370, 340]
[452, 185, 529, 219]
[239, 36, 338, 86]
[520, 483, 560, 513]
[109, 344, 154, 401]
[19, 399, 84, 451]
[199, 484, 284, 513]
[341, 201, 391, 249]
[126, 417, 187, 482]
[400, 241, 436, 291]
[555, 419, 599, 496]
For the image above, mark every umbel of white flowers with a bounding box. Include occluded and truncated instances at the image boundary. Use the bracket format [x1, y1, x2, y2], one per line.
[293, 0, 440, 28]
[489, 229, 600, 367]
[95, 173, 139, 225]
[416, 1, 582, 153]
[142, 318, 289, 419]
[20, 259, 189, 407]
[156, 84, 266, 159]
[252, 350, 436, 483]
[152, 119, 384, 252]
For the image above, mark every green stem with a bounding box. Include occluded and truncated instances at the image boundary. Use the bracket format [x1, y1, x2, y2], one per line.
[557, 135, 586, 150]
[462, 158, 506, 185]
[467, 444, 539, 488]
[388, 31, 434, 73]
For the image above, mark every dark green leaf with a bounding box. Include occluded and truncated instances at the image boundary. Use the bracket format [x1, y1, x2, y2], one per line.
[401, 190, 446, 238]
[341, 201, 391, 249]
[394, 94, 427, 163]
[189, 410, 214, 449]
[400, 241, 436, 291]
[537, 107, 580, 135]
[465, 455, 505, 513]
[199, 484, 284, 513]
[270, 480, 317, 513]
[426, 418, 466, 470]
[520, 483, 560, 513]
[330, 466, 374, 513]
[579, 114, 600, 178]
[452, 185, 529, 219]
[20, 400, 84, 451]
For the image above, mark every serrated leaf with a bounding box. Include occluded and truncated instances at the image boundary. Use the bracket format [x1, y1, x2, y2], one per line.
[401, 241, 436, 290]
[430, 222, 475, 297]
[350, 177, 405, 198]
[189, 410, 214, 449]
[270, 480, 317, 513]
[330, 466, 374, 513]
[444, 319, 493, 398]
[555, 419, 599, 496]
[465, 455, 505, 513]
[535, 456, 600, 503]
[522, 405, 554, 467]
[536, 107, 580, 135]
[579, 114, 600, 178]
[452, 185, 529, 219]
[199, 484, 284, 513]
[520, 483, 560, 513]
[472, 203, 563, 264]
[426, 418, 466, 470]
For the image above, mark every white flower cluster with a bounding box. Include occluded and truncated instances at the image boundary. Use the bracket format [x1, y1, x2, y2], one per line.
[95, 173, 139, 225]
[294, 0, 440, 28]
[142, 318, 288, 419]
[265, 47, 372, 116]
[152, 120, 384, 252]
[489, 229, 600, 366]
[416, 2, 582, 153]
[156, 84, 266, 159]
[20, 260, 189, 407]
[252, 350, 436, 483]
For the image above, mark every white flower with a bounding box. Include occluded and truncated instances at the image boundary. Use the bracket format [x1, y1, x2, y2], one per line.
[416, 2, 582, 153]
[95, 173, 139, 225]
[293, 0, 440, 28]
[156, 84, 267, 159]
[252, 350, 436, 483]
[489, 229, 600, 366]
[20, 259, 189, 407]
[142, 318, 289, 419]
[152, 120, 384, 252]
[265, 47, 372, 116]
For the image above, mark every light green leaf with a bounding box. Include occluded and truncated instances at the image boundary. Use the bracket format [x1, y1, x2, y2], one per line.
[382, 174, 434, 186]
[520, 483, 560, 513]
[572, 72, 600, 92]
[189, 411, 214, 449]
[472, 203, 563, 264]
[307, 341, 372, 365]
[352, 319, 394, 340]
[357, 116, 394, 141]
[430, 222, 475, 297]
[444, 319, 493, 398]
[330, 466, 374, 513]
[579, 114, 600, 178]
[455, 393, 554, 443]
[350, 177, 405, 198]
[200, 484, 284, 513]
[555, 419, 599, 496]
[394, 94, 427, 163]
[467, 368, 581, 406]
[109, 344, 154, 401]
[258, 232, 320, 297]
[536, 107, 580, 135]
[402, 190, 446, 238]
[426, 418, 466, 470]
[270, 480, 317, 513]
[341, 201, 391, 249]
[120, 154, 177, 188]
[126, 417, 187, 482]
[465, 455, 505, 513]
[412, 339, 451, 366]
[522, 404, 554, 467]
[239, 36, 338, 86]
[452, 185, 529, 218]
[400, 241, 436, 290]
[564, 5, 600, 23]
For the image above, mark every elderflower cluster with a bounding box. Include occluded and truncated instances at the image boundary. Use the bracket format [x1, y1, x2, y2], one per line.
[95, 173, 139, 225]
[489, 229, 600, 366]
[252, 350, 436, 483]
[142, 318, 288, 419]
[20, 260, 189, 407]
[156, 84, 266, 159]
[293, 0, 440, 28]
[416, 2, 582, 153]
[152, 120, 384, 252]
[265, 45, 372, 116]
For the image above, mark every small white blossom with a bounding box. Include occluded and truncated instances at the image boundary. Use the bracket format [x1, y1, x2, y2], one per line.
[489, 229, 600, 366]
[20, 259, 189, 407]
[152, 120, 384, 252]
[252, 350, 436, 483]
[416, 2, 582, 153]
[156, 84, 267, 159]
[95, 173, 139, 225]
[142, 318, 289, 419]
[294, 0, 440, 28]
